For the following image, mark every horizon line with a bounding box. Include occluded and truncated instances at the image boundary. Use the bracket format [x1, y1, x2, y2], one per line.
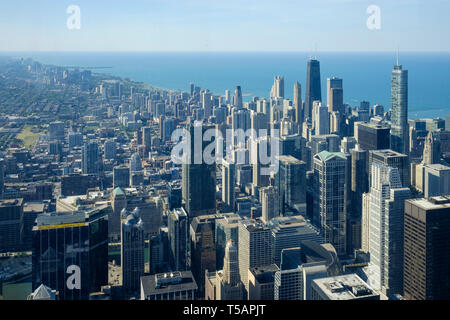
[1, 50, 450, 54]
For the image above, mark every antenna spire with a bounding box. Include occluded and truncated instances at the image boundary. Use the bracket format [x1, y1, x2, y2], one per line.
[396, 46, 400, 66]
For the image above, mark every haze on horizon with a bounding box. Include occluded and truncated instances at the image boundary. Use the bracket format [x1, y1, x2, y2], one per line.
[0, 0, 449, 52]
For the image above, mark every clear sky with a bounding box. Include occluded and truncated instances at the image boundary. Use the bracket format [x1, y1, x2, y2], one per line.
[0, 0, 449, 52]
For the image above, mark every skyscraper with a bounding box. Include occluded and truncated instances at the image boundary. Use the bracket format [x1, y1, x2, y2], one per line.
[404, 196, 450, 300]
[390, 63, 409, 155]
[190, 215, 218, 297]
[277, 155, 307, 215]
[82, 141, 99, 175]
[121, 208, 145, 295]
[238, 219, 272, 299]
[234, 86, 243, 108]
[366, 163, 410, 297]
[168, 208, 188, 271]
[260, 186, 280, 224]
[293, 82, 303, 126]
[32, 208, 109, 300]
[305, 59, 322, 121]
[313, 151, 347, 256]
[182, 123, 217, 219]
[113, 165, 130, 189]
[327, 77, 343, 113]
[222, 159, 236, 212]
[271, 76, 285, 99]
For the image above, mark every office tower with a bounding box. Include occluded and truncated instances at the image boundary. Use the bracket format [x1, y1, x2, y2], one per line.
[369, 149, 410, 188]
[0, 159, 4, 198]
[103, 139, 116, 160]
[168, 208, 188, 271]
[141, 126, 152, 158]
[423, 164, 450, 198]
[313, 151, 347, 256]
[248, 264, 280, 300]
[350, 145, 368, 221]
[235, 86, 243, 108]
[314, 102, 330, 135]
[361, 193, 371, 253]
[251, 111, 268, 133]
[82, 142, 99, 175]
[168, 182, 182, 210]
[327, 77, 343, 113]
[121, 208, 145, 295]
[182, 123, 216, 219]
[222, 159, 236, 212]
[277, 156, 307, 214]
[271, 76, 285, 99]
[231, 107, 251, 146]
[311, 274, 379, 300]
[49, 121, 65, 141]
[423, 131, 440, 165]
[110, 187, 127, 241]
[293, 82, 303, 125]
[113, 166, 130, 189]
[280, 134, 305, 162]
[0, 199, 23, 253]
[305, 59, 322, 121]
[190, 83, 195, 96]
[201, 90, 212, 118]
[32, 208, 109, 300]
[213, 240, 244, 300]
[260, 186, 280, 224]
[446, 114, 450, 131]
[215, 214, 241, 270]
[366, 163, 410, 297]
[238, 219, 272, 298]
[130, 153, 143, 172]
[190, 215, 218, 297]
[268, 216, 323, 266]
[357, 123, 391, 151]
[404, 196, 450, 300]
[390, 64, 409, 154]
[141, 271, 198, 300]
[68, 132, 83, 149]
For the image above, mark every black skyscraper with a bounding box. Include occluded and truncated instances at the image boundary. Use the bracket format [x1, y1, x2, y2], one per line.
[305, 59, 322, 121]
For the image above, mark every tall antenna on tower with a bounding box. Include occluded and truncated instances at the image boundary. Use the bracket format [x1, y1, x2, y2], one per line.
[396, 45, 400, 66]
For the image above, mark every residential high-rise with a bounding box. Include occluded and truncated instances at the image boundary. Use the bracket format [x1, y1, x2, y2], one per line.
[103, 139, 116, 160]
[121, 208, 145, 295]
[390, 64, 409, 155]
[222, 159, 236, 212]
[238, 219, 272, 299]
[404, 196, 450, 300]
[271, 76, 285, 99]
[32, 207, 109, 300]
[293, 82, 303, 126]
[82, 142, 99, 175]
[305, 59, 322, 121]
[168, 208, 188, 271]
[313, 151, 347, 256]
[366, 163, 410, 297]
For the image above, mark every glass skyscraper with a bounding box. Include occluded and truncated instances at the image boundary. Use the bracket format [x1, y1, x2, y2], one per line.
[305, 59, 322, 122]
[390, 64, 409, 155]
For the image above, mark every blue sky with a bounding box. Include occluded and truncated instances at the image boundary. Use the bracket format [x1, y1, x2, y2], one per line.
[0, 0, 449, 52]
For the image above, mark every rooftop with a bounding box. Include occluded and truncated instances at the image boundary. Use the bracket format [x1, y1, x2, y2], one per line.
[141, 271, 197, 296]
[313, 274, 379, 300]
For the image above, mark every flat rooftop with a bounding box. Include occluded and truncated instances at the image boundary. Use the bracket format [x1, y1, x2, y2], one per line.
[141, 271, 197, 296]
[313, 274, 378, 300]
[407, 196, 450, 210]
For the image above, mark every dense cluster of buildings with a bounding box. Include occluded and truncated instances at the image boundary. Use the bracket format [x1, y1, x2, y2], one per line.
[0, 56, 449, 301]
